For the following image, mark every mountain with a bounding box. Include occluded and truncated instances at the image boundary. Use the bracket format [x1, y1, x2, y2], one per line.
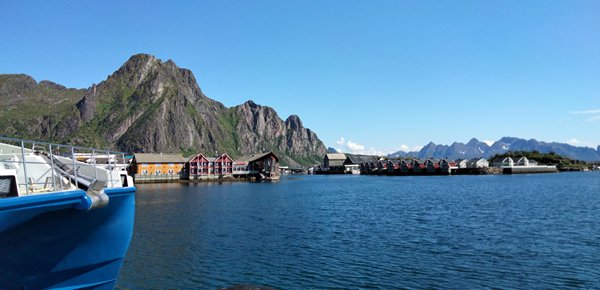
[327, 147, 339, 153]
[388, 137, 600, 161]
[0, 54, 326, 165]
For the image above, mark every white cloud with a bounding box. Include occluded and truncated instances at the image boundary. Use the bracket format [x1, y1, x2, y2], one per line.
[332, 138, 427, 156]
[566, 138, 580, 145]
[332, 138, 385, 155]
[586, 115, 600, 122]
[571, 109, 600, 123]
[346, 140, 365, 152]
[483, 140, 494, 146]
[571, 109, 600, 114]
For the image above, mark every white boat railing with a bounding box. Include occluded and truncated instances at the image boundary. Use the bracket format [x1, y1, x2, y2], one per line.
[0, 136, 130, 196]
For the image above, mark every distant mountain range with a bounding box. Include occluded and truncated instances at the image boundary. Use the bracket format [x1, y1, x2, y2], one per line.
[388, 137, 600, 161]
[0, 54, 326, 165]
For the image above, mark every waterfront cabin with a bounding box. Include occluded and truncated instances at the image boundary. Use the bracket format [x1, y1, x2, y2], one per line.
[187, 153, 210, 178]
[455, 158, 468, 169]
[425, 159, 440, 173]
[214, 153, 234, 176]
[399, 159, 412, 173]
[386, 160, 396, 173]
[323, 153, 347, 173]
[492, 157, 514, 167]
[377, 160, 387, 172]
[131, 153, 187, 181]
[344, 154, 378, 174]
[439, 158, 457, 173]
[514, 156, 529, 166]
[466, 158, 489, 168]
[412, 159, 427, 173]
[187, 153, 234, 179]
[234, 152, 280, 180]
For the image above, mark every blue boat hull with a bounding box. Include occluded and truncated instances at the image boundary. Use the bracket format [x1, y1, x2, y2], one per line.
[0, 187, 135, 289]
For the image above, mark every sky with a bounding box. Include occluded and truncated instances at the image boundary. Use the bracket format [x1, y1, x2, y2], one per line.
[1, 0, 599, 155]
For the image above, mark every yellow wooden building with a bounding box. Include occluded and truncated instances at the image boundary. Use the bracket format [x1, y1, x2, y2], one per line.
[131, 153, 187, 177]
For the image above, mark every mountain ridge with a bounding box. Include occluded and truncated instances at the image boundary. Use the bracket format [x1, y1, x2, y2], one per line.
[0, 53, 326, 165]
[388, 137, 600, 161]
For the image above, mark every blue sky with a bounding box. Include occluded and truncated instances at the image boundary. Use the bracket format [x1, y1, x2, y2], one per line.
[2, 0, 599, 154]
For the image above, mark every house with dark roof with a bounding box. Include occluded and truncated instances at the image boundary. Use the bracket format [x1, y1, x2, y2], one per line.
[399, 159, 412, 173]
[425, 158, 440, 173]
[439, 158, 457, 173]
[466, 158, 489, 169]
[411, 159, 427, 173]
[234, 152, 280, 181]
[324, 153, 347, 172]
[343, 154, 378, 174]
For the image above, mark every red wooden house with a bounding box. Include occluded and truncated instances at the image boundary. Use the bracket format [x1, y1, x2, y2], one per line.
[187, 153, 210, 177]
[214, 153, 234, 175]
[187, 153, 234, 179]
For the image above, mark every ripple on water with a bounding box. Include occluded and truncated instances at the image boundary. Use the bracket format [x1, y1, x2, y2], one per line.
[118, 173, 600, 289]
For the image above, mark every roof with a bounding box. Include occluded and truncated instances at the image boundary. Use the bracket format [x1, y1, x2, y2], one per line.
[345, 154, 378, 164]
[492, 157, 510, 163]
[237, 152, 279, 163]
[134, 153, 187, 163]
[326, 153, 347, 160]
[187, 153, 207, 162]
[467, 157, 485, 162]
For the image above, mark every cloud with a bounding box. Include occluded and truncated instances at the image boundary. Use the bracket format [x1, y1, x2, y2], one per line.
[483, 140, 494, 146]
[399, 144, 410, 151]
[571, 109, 600, 114]
[586, 115, 600, 122]
[333, 138, 385, 155]
[570, 109, 600, 123]
[566, 138, 579, 145]
[346, 140, 365, 152]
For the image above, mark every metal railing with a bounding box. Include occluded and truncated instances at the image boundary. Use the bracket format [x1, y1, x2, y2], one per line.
[0, 136, 130, 195]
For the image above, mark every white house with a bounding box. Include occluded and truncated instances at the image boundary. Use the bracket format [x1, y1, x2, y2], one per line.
[455, 159, 468, 168]
[466, 158, 489, 168]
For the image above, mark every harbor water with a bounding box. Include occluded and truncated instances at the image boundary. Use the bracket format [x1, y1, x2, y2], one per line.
[117, 173, 600, 289]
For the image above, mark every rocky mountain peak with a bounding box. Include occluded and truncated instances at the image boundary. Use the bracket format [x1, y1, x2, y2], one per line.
[467, 138, 481, 146]
[0, 54, 327, 165]
[242, 100, 258, 108]
[285, 115, 302, 130]
[39, 80, 67, 90]
[0, 74, 37, 95]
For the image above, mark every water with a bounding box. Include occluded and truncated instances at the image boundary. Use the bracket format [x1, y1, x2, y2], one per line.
[117, 173, 600, 289]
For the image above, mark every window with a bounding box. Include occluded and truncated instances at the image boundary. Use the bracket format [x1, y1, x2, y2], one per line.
[155, 169, 161, 174]
[141, 169, 148, 174]
[141, 163, 148, 167]
[169, 163, 174, 167]
[155, 163, 161, 167]
[168, 169, 174, 174]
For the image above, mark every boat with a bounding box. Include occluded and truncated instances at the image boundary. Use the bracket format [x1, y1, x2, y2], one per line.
[0, 136, 136, 289]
